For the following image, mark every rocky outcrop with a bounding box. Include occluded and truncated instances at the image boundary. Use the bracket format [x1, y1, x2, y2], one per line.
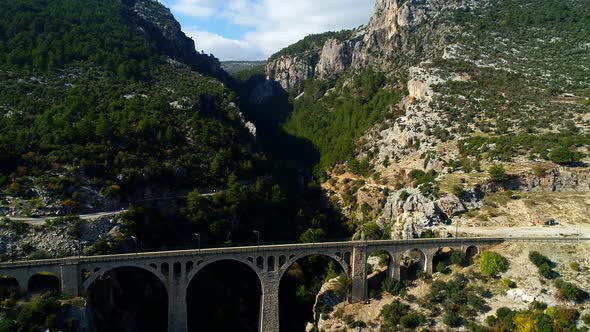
[265, 56, 314, 91]
[436, 194, 467, 216]
[127, 0, 229, 80]
[377, 188, 449, 239]
[266, 0, 458, 91]
[312, 277, 347, 326]
[0, 215, 118, 260]
[315, 39, 353, 80]
[515, 167, 590, 192]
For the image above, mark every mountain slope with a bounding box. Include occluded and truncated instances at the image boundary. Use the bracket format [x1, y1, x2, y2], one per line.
[0, 0, 255, 215]
[266, 0, 590, 239]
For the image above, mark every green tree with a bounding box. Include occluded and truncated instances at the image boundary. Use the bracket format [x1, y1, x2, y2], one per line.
[299, 228, 326, 243]
[480, 251, 507, 277]
[488, 165, 509, 183]
[450, 251, 467, 266]
[381, 300, 409, 326]
[549, 146, 582, 165]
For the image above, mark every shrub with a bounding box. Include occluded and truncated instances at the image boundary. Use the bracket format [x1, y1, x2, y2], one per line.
[555, 279, 588, 302]
[488, 165, 509, 183]
[529, 251, 551, 267]
[443, 311, 461, 327]
[28, 250, 50, 260]
[570, 262, 580, 272]
[399, 190, 410, 201]
[480, 251, 507, 277]
[409, 169, 436, 186]
[451, 184, 464, 198]
[546, 307, 580, 330]
[549, 146, 582, 165]
[529, 301, 547, 311]
[382, 278, 404, 296]
[495, 307, 516, 330]
[502, 278, 515, 288]
[538, 263, 553, 278]
[381, 300, 409, 326]
[1, 219, 29, 236]
[450, 251, 467, 266]
[400, 313, 426, 329]
[582, 313, 590, 326]
[529, 251, 554, 278]
[437, 262, 449, 274]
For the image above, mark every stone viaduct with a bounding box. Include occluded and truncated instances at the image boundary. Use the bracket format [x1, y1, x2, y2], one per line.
[0, 237, 582, 331]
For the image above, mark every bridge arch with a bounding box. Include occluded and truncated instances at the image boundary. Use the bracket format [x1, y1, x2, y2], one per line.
[0, 274, 21, 298]
[82, 262, 168, 291]
[432, 246, 456, 273]
[186, 256, 264, 284]
[400, 248, 427, 280]
[85, 265, 169, 332]
[28, 272, 60, 294]
[464, 245, 480, 258]
[186, 257, 263, 332]
[278, 252, 350, 281]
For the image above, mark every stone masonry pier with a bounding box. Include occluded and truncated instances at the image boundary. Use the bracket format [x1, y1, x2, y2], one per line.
[1, 237, 586, 331]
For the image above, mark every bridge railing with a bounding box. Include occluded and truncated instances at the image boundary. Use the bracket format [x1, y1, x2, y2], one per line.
[0, 236, 588, 268]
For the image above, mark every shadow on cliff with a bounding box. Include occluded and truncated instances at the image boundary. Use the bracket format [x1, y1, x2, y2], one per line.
[238, 74, 320, 173]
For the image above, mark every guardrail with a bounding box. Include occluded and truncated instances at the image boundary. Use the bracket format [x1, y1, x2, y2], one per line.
[0, 236, 588, 269]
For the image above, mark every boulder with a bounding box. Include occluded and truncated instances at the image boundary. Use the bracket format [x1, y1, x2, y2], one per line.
[377, 188, 446, 239]
[436, 194, 466, 216]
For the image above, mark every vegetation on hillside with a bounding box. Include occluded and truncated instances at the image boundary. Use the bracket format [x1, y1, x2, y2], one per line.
[0, 0, 258, 210]
[283, 69, 403, 177]
[269, 30, 353, 63]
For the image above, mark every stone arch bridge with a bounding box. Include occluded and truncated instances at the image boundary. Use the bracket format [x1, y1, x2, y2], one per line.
[0, 237, 582, 331]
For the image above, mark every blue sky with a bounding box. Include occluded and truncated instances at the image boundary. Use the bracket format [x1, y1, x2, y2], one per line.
[159, 0, 374, 61]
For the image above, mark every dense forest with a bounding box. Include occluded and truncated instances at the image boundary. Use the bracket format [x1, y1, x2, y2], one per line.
[0, 0, 352, 250]
[0, 0, 253, 202]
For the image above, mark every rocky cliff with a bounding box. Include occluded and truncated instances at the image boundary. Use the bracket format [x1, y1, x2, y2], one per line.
[125, 0, 229, 80]
[266, 0, 458, 91]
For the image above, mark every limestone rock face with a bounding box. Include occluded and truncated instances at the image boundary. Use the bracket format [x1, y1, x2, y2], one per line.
[519, 167, 590, 192]
[265, 56, 314, 91]
[377, 188, 447, 239]
[266, 0, 451, 90]
[0, 215, 119, 260]
[315, 39, 353, 80]
[313, 277, 347, 328]
[436, 194, 466, 217]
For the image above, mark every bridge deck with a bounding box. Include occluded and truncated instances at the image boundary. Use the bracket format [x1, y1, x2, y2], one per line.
[0, 236, 587, 269]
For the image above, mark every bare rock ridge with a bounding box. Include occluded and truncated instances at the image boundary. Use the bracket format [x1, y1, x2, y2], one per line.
[124, 0, 229, 80]
[266, 0, 450, 91]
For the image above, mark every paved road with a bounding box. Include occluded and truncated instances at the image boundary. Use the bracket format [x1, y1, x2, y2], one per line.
[4, 190, 225, 226]
[440, 224, 590, 238]
[6, 211, 125, 226]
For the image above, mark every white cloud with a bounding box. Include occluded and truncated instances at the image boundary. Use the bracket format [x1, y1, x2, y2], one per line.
[170, 0, 218, 17]
[165, 0, 374, 61]
[184, 29, 266, 61]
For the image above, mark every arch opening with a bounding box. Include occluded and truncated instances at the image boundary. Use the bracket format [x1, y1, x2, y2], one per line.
[28, 273, 60, 294]
[279, 255, 348, 332]
[187, 259, 261, 332]
[466, 245, 479, 261]
[400, 248, 426, 281]
[0, 275, 20, 300]
[433, 247, 455, 274]
[366, 250, 394, 299]
[86, 266, 168, 332]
